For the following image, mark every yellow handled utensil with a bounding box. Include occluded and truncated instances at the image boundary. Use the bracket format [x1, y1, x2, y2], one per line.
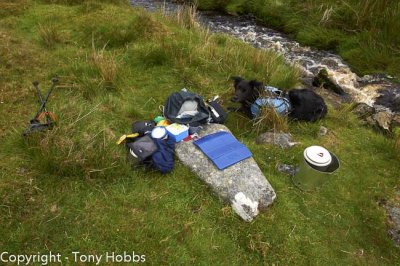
[116, 133, 139, 145]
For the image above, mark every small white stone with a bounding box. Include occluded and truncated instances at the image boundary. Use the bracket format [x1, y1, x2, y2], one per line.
[231, 192, 259, 222]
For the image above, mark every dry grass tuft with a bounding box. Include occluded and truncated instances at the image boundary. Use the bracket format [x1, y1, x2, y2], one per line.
[91, 43, 117, 88]
[248, 233, 271, 258]
[37, 23, 62, 48]
[0, 0, 28, 17]
[253, 106, 289, 134]
[174, 5, 199, 29]
[320, 5, 333, 25]
[252, 89, 290, 134]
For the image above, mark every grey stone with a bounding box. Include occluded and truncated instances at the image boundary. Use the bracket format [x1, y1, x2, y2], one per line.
[315, 87, 350, 110]
[319, 126, 328, 136]
[321, 57, 339, 68]
[17, 167, 28, 175]
[374, 86, 400, 113]
[357, 74, 389, 84]
[276, 163, 299, 176]
[352, 103, 375, 118]
[358, 75, 373, 83]
[365, 116, 377, 127]
[175, 124, 276, 222]
[256, 132, 298, 149]
[392, 114, 400, 128]
[373, 111, 392, 131]
[312, 68, 346, 95]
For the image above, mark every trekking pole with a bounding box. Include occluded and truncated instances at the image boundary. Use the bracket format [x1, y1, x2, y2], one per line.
[32, 77, 58, 121]
[32, 81, 46, 115]
[32, 80, 50, 124]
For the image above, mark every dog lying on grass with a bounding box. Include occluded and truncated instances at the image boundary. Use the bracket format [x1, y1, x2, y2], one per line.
[230, 76, 327, 122]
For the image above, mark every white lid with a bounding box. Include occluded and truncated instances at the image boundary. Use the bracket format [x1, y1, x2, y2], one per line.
[151, 127, 167, 139]
[304, 146, 332, 167]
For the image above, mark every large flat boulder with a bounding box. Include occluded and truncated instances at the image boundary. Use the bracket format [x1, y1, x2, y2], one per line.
[175, 124, 276, 222]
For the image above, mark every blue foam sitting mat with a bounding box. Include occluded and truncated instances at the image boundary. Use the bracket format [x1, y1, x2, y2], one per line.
[193, 131, 252, 170]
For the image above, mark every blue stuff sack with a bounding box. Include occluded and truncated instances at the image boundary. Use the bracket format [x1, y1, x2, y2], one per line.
[151, 138, 175, 174]
[251, 86, 291, 118]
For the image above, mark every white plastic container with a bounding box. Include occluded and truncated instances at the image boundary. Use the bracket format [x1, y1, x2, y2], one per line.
[166, 123, 189, 142]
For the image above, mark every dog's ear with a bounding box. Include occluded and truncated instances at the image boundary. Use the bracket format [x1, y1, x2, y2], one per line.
[230, 76, 243, 87]
[249, 80, 263, 90]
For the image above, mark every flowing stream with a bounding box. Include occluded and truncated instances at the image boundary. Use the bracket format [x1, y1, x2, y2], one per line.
[131, 0, 399, 114]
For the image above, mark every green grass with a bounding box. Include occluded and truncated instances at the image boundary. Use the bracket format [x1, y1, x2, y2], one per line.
[193, 0, 400, 79]
[0, 0, 399, 264]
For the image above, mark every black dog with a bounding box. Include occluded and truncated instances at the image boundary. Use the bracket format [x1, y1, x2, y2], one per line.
[231, 76, 327, 122]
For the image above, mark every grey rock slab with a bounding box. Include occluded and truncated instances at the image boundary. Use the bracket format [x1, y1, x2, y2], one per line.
[384, 202, 400, 247]
[388, 206, 400, 246]
[175, 124, 276, 222]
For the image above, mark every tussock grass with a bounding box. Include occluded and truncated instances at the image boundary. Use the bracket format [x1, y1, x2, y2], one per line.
[79, 15, 138, 48]
[78, 7, 166, 48]
[190, 33, 299, 89]
[37, 23, 62, 48]
[319, 5, 333, 25]
[91, 43, 118, 88]
[251, 87, 289, 134]
[138, 43, 171, 67]
[79, 0, 104, 13]
[253, 105, 288, 134]
[174, 4, 199, 29]
[0, 0, 28, 17]
[331, 102, 357, 127]
[23, 106, 120, 179]
[135, 12, 168, 40]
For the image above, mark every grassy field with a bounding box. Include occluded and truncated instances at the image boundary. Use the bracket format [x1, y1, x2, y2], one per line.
[193, 0, 400, 80]
[1, 0, 399, 264]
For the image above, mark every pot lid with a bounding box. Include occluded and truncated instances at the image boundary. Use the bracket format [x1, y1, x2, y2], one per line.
[304, 146, 332, 167]
[151, 126, 167, 139]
